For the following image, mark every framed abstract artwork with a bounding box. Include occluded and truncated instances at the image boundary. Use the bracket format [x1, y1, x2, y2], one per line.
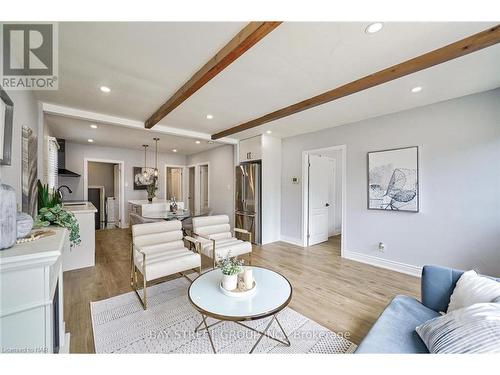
[22, 126, 38, 217]
[0, 86, 14, 166]
[367, 146, 419, 212]
[133, 167, 155, 190]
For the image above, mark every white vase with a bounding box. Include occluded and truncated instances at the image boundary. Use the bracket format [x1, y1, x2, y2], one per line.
[222, 274, 238, 291]
[243, 267, 254, 289]
[0, 182, 17, 250]
[16, 212, 33, 238]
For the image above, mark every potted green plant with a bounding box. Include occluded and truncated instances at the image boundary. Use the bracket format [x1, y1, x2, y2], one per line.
[35, 205, 81, 246]
[217, 254, 244, 291]
[35, 180, 80, 247]
[37, 180, 62, 210]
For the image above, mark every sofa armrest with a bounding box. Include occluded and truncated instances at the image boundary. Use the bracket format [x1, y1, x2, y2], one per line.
[421, 265, 464, 313]
[234, 227, 252, 243]
[184, 236, 201, 254]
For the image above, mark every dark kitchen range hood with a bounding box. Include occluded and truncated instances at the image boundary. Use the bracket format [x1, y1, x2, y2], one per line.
[57, 139, 81, 177]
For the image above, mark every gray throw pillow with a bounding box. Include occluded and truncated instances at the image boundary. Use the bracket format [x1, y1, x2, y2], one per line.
[416, 302, 500, 353]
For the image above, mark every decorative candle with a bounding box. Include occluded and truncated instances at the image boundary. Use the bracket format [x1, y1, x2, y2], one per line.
[243, 267, 253, 290]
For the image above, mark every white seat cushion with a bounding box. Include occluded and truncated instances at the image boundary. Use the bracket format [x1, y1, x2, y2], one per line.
[135, 247, 201, 281]
[198, 237, 252, 259]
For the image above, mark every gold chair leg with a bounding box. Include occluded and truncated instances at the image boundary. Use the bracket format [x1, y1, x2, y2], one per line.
[131, 256, 147, 310]
[130, 245, 135, 287]
[249, 252, 252, 266]
[132, 268, 147, 310]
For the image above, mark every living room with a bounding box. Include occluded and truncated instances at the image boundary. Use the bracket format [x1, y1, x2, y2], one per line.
[1, 1, 499, 373]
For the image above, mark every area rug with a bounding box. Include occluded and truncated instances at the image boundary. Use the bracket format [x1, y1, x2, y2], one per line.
[90, 278, 357, 354]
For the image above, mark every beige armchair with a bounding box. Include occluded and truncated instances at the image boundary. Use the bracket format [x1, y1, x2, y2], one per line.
[191, 215, 252, 268]
[131, 221, 201, 309]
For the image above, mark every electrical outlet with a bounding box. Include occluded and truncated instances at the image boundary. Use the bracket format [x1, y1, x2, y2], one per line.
[378, 242, 385, 252]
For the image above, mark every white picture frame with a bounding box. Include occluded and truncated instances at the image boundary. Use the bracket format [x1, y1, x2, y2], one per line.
[367, 146, 419, 212]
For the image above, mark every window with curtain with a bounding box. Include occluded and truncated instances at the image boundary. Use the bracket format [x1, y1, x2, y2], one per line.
[46, 137, 59, 190]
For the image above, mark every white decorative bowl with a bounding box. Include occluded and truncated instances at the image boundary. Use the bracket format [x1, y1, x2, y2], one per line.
[219, 280, 257, 298]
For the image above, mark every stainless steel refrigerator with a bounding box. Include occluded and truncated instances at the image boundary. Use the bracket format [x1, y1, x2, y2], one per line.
[235, 162, 261, 245]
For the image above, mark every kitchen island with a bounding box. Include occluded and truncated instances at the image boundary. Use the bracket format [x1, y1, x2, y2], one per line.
[62, 202, 97, 271]
[128, 199, 185, 218]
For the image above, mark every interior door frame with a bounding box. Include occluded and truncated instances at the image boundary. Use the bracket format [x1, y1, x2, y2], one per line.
[83, 158, 125, 228]
[301, 145, 346, 256]
[164, 164, 187, 205]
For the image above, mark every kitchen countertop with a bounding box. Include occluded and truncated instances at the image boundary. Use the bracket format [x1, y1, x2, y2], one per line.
[128, 199, 170, 205]
[62, 201, 97, 214]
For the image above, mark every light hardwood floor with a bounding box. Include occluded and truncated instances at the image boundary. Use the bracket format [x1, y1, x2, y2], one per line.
[63, 228, 420, 353]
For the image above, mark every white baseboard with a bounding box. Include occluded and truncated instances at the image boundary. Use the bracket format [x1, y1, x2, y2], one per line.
[343, 250, 422, 278]
[59, 333, 71, 354]
[279, 235, 304, 247]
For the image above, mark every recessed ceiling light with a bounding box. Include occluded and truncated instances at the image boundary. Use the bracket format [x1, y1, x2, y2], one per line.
[90, 124, 98, 129]
[411, 86, 423, 93]
[88, 139, 94, 143]
[266, 130, 272, 134]
[172, 149, 177, 153]
[100, 86, 111, 93]
[206, 114, 214, 120]
[365, 22, 383, 34]
[195, 140, 201, 144]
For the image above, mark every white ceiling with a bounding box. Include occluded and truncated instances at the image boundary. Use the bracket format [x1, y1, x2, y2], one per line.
[45, 114, 221, 155]
[36, 22, 500, 142]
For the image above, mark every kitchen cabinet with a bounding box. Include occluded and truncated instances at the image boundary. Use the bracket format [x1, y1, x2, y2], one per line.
[239, 135, 262, 162]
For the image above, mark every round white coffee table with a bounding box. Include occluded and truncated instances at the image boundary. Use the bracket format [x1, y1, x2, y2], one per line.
[188, 266, 292, 353]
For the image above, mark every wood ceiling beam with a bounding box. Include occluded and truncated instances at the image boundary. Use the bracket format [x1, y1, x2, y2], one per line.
[145, 21, 282, 129]
[211, 24, 500, 140]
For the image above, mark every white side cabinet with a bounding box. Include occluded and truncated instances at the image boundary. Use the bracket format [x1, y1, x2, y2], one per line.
[239, 136, 263, 162]
[0, 227, 69, 353]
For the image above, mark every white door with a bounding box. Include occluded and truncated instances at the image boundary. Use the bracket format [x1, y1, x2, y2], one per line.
[188, 167, 195, 213]
[113, 164, 121, 228]
[308, 154, 330, 245]
[199, 165, 209, 213]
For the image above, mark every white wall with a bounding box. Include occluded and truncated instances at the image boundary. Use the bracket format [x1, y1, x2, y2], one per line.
[58, 142, 186, 224]
[187, 144, 235, 226]
[281, 89, 500, 276]
[261, 135, 282, 244]
[0, 89, 40, 207]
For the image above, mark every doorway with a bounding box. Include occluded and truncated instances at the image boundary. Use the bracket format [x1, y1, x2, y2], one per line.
[302, 145, 346, 255]
[199, 164, 209, 213]
[83, 158, 125, 229]
[188, 166, 195, 213]
[187, 162, 210, 215]
[165, 165, 185, 202]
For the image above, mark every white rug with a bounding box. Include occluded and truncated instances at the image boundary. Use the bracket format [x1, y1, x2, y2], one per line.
[90, 278, 357, 354]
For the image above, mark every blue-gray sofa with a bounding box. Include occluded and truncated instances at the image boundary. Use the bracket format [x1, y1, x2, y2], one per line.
[355, 265, 500, 353]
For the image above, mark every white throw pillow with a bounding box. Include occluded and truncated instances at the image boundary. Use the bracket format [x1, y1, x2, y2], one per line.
[447, 270, 500, 312]
[416, 302, 500, 353]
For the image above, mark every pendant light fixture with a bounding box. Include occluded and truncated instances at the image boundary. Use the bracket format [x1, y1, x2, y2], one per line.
[142, 144, 149, 177]
[153, 137, 160, 177]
